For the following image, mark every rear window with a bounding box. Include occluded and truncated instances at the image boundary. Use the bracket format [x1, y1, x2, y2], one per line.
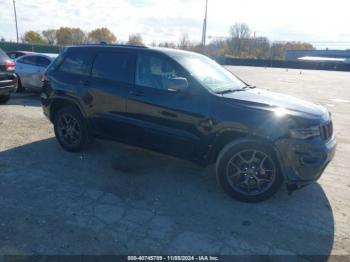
[92, 52, 130, 83]
[58, 49, 91, 75]
[6, 52, 17, 59]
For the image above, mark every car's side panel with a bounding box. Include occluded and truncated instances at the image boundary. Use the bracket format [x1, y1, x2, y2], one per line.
[43, 48, 95, 121]
[16, 56, 46, 90]
[15, 61, 31, 87]
[83, 49, 134, 143]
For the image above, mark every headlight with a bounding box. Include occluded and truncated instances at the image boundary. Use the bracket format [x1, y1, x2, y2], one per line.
[289, 126, 320, 139]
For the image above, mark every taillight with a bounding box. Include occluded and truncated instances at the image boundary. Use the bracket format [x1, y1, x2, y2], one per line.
[4, 59, 15, 71]
[40, 72, 46, 82]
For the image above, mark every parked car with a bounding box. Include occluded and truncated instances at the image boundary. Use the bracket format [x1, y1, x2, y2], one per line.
[0, 48, 17, 104]
[41, 45, 336, 202]
[15, 53, 58, 92]
[6, 50, 35, 60]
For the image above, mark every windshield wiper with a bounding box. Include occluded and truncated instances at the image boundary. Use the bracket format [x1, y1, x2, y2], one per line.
[215, 88, 250, 94]
[243, 84, 257, 89]
[215, 89, 244, 94]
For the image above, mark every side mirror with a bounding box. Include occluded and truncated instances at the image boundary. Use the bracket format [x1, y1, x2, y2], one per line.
[166, 77, 188, 92]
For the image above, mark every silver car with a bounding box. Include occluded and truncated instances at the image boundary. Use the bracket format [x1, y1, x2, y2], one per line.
[15, 53, 58, 92]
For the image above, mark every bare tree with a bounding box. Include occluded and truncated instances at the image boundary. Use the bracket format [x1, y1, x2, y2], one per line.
[178, 33, 191, 50]
[42, 29, 57, 45]
[127, 34, 143, 46]
[229, 23, 251, 39]
[227, 23, 252, 57]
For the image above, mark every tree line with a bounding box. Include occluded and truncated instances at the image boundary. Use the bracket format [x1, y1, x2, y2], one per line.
[16, 23, 314, 60]
[22, 27, 118, 45]
[165, 23, 315, 60]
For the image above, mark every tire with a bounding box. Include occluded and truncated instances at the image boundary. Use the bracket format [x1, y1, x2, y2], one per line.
[16, 77, 24, 93]
[53, 106, 91, 152]
[0, 94, 10, 104]
[216, 140, 283, 202]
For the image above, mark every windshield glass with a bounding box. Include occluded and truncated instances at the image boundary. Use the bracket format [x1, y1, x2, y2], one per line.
[173, 54, 246, 93]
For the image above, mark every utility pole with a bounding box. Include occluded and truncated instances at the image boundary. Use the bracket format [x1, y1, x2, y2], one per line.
[13, 0, 19, 43]
[201, 0, 208, 47]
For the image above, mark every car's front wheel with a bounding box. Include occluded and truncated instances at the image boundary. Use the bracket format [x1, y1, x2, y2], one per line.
[216, 140, 283, 202]
[0, 94, 10, 104]
[53, 106, 91, 152]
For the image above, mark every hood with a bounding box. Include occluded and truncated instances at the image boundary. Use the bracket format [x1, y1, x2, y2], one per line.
[221, 88, 328, 120]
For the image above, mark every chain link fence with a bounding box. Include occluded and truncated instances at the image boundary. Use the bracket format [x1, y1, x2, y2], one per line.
[0, 42, 61, 54]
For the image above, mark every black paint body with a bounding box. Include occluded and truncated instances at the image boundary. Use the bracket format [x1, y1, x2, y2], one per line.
[41, 45, 336, 188]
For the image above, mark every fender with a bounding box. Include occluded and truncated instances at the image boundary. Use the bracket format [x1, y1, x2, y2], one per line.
[48, 94, 88, 122]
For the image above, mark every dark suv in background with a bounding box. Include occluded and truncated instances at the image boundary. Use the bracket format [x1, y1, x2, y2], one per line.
[41, 45, 336, 202]
[0, 48, 17, 104]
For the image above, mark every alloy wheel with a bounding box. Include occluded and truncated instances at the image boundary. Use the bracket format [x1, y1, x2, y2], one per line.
[226, 149, 276, 196]
[57, 113, 82, 148]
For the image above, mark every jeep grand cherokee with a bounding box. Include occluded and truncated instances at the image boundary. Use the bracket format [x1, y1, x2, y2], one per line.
[41, 45, 336, 202]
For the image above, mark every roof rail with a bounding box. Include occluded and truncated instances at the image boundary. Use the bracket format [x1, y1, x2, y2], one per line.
[83, 43, 148, 49]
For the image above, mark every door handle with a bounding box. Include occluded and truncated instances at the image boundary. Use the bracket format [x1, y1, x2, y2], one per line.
[129, 90, 144, 97]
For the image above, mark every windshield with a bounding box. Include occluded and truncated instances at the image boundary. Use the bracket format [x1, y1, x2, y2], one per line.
[173, 54, 246, 93]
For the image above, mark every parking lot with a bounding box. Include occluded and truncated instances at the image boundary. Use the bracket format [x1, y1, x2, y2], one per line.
[0, 66, 349, 256]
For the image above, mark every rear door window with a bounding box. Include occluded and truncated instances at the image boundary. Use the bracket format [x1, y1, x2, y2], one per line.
[58, 49, 91, 75]
[19, 55, 39, 66]
[92, 52, 131, 83]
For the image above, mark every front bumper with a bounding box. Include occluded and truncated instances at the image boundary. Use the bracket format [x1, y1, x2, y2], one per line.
[276, 135, 337, 187]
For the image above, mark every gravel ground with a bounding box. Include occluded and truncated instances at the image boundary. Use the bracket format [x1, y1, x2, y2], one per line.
[0, 66, 349, 256]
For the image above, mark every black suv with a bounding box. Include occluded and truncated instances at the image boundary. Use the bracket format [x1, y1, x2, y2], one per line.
[41, 45, 336, 202]
[0, 48, 17, 103]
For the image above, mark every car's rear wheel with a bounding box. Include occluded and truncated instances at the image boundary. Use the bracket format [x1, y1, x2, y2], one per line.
[0, 94, 10, 104]
[15, 76, 24, 93]
[53, 106, 90, 152]
[216, 141, 283, 202]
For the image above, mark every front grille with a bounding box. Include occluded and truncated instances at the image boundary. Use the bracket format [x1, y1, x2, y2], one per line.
[320, 121, 333, 141]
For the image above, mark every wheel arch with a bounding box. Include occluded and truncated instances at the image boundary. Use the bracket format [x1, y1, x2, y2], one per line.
[208, 131, 285, 178]
[49, 97, 86, 123]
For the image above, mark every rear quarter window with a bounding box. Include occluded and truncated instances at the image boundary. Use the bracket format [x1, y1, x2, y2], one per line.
[91, 52, 131, 83]
[37, 57, 51, 67]
[58, 49, 92, 76]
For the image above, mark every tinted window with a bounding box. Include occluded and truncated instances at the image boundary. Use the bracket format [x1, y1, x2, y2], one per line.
[19, 56, 38, 66]
[37, 57, 51, 67]
[6, 52, 17, 59]
[59, 49, 91, 75]
[136, 54, 182, 90]
[0, 49, 9, 61]
[92, 52, 130, 83]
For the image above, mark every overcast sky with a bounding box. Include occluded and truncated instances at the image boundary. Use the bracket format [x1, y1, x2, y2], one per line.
[1, 0, 350, 49]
